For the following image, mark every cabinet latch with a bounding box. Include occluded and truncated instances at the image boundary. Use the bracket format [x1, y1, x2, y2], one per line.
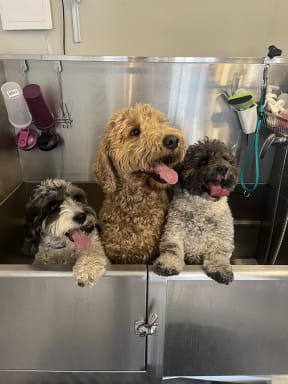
[134, 313, 159, 337]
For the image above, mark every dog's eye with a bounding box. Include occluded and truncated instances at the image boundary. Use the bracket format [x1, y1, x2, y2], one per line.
[130, 126, 141, 137]
[199, 158, 208, 167]
[223, 156, 229, 161]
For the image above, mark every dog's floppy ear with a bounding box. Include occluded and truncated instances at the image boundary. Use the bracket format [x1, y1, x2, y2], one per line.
[93, 137, 117, 193]
[22, 201, 43, 259]
[173, 161, 186, 190]
[174, 146, 199, 190]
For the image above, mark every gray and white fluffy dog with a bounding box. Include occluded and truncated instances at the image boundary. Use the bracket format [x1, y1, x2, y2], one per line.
[153, 137, 238, 285]
[23, 179, 109, 287]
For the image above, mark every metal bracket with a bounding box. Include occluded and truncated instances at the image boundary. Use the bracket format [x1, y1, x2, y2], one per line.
[54, 60, 63, 74]
[20, 60, 29, 74]
[71, 0, 81, 43]
[134, 313, 159, 337]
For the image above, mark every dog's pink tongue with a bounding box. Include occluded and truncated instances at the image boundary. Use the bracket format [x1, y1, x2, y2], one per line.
[153, 162, 178, 185]
[208, 182, 230, 197]
[71, 230, 91, 251]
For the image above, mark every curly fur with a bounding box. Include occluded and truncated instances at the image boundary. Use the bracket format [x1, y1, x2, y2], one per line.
[154, 137, 238, 285]
[93, 103, 185, 264]
[23, 179, 109, 286]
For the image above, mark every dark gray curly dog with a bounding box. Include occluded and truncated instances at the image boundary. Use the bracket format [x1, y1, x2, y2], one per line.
[153, 137, 238, 285]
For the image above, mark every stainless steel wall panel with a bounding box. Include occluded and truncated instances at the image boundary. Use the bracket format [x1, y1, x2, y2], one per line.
[0, 61, 22, 202]
[2, 58, 287, 183]
[0, 184, 26, 263]
[2, 60, 64, 180]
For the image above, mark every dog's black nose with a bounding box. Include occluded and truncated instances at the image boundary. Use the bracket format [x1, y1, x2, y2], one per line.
[73, 212, 86, 224]
[163, 135, 179, 150]
[217, 166, 228, 176]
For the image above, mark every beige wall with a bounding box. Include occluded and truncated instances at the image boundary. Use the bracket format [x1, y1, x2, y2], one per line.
[0, 0, 288, 57]
[64, 0, 288, 57]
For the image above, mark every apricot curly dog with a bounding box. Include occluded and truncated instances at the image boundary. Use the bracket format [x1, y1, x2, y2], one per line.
[93, 103, 185, 264]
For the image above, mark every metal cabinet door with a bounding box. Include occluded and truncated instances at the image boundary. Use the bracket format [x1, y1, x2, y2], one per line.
[162, 266, 288, 377]
[0, 265, 146, 372]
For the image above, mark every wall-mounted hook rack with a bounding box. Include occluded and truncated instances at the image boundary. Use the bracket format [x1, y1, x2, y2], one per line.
[54, 102, 73, 129]
[53, 60, 73, 128]
[17, 59, 73, 129]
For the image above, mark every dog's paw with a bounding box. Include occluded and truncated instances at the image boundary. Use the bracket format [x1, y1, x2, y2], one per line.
[153, 254, 184, 276]
[205, 265, 234, 285]
[73, 262, 106, 287]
